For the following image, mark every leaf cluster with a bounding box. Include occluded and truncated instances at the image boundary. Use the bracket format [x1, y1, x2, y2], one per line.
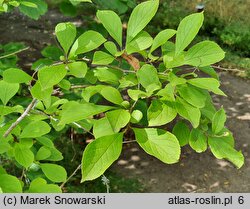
[0, 0, 244, 193]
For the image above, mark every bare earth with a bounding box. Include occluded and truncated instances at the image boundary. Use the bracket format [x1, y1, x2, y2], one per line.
[1, 10, 249, 193]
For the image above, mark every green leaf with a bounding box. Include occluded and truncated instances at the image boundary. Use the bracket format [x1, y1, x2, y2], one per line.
[0, 105, 23, 116]
[86, 71, 101, 85]
[40, 163, 67, 183]
[41, 45, 63, 60]
[3, 68, 32, 83]
[104, 42, 118, 56]
[161, 41, 176, 55]
[106, 109, 131, 132]
[36, 146, 51, 161]
[46, 99, 69, 114]
[175, 97, 201, 128]
[93, 117, 114, 138]
[208, 136, 244, 168]
[38, 64, 67, 90]
[81, 85, 103, 102]
[100, 86, 123, 105]
[21, 1, 38, 8]
[94, 67, 123, 85]
[200, 97, 217, 121]
[212, 108, 227, 134]
[92, 51, 114, 65]
[184, 41, 225, 67]
[119, 73, 138, 88]
[55, 22, 76, 54]
[19, 0, 47, 20]
[0, 140, 10, 154]
[199, 66, 219, 80]
[36, 137, 54, 148]
[0, 174, 22, 193]
[92, 0, 128, 14]
[28, 163, 40, 172]
[168, 72, 186, 86]
[136, 64, 161, 92]
[156, 83, 175, 101]
[28, 178, 62, 193]
[41, 45, 63, 61]
[133, 100, 149, 126]
[0, 80, 19, 105]
[163, 53, 185, 69]
[59, 2, 77, 17]
[215, 128, 235, 147]
[14, 144, 34, 168]
[177, 84, 207, 108]
[0, 3, 8, 12]
[150, 29, 176, 53]
[172, 121, 190, 146]
[97, 10, 122, 47]
[131, 110, 143, 123]
[32, 58, 53, 70]
[6, 2, 17, 7]
[20, 121, 51, 138]
[126, 31, 153, 54]
[189, 128, 207, 153]
[127, 89, 151, 101]
[0, 166, 7, 174]
[30, 81, 52, 107]
[70, 0, 92, 4]
[148, 100, 177, 126]
[45, 148, 63, 161]
[127, 0, 159, 43]
[187, 78, 226, 96]
[67, 62, 88, 78]
[58, 79, 71, 90]
[133, 128, 180, 164]
[175, 12, 204, 55]
[69, 31, 106, 58]
[20, 138, 33, 148]
[81, 133, 123, 182]
[59, 101, 113, 125]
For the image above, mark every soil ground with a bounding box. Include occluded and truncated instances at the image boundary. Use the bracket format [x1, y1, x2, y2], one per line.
[1, 9, 249, 193]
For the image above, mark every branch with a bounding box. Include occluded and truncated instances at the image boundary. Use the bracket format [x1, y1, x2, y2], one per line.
[71, 122, 94, 136]
[123, 140, 137, 144]
[91, 63, 135, 73]
[3, 98, 37, 138]
[0, 47, 30, 60]
[60, 164, 82, 189]
[211, 65, 243, 73]
[70, 85, 91, 89]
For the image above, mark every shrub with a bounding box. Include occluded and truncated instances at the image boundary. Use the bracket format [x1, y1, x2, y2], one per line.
[218, 23, 250, 56]
[0, 0, 48, 19]
[0, 0, 244, 193]
[151, 0, 250, 57]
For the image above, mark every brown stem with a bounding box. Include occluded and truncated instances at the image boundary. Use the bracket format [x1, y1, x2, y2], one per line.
[211, 65, 243, 73]
[123, 140, 137, 144]
[60, 164, 82, 189]
[91, 64, 136, 74]
[70, 85, 91, 89]
[0, 47, 30, 60]
[3, 99, 37, 138]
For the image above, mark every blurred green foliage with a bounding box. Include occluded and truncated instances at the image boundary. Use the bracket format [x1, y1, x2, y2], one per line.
[148, 0, 250, 73]
[151, 0, 250, 56]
